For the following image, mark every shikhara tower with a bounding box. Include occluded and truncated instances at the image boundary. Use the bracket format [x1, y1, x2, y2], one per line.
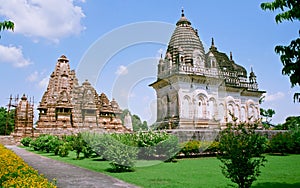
[150, 10, 265, 129]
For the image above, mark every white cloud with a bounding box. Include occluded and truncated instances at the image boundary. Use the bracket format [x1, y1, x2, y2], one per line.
[0, 45, 32, 67]
[38, 77, 49, 89]
[264, 92, 285, 102]
[0, 0, 86, 42]
[27, 71, 39, 82]
[115, 65, 128, 75]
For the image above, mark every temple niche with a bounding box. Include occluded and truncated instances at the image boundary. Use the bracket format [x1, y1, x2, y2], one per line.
[150, 9, 265, 129]
[36, 55, 128, 136]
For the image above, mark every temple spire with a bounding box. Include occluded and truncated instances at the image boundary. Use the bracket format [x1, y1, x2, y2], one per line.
[210, 37, 217, 51]
[230, 52, 233, 61]
[181, 7, 185, 17]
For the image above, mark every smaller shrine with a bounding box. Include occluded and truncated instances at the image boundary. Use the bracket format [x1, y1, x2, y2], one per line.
[11, 94, 34, 141]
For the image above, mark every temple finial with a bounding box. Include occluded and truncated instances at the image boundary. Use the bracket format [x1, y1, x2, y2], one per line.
[181, 7, 184, 17]
[211, 38, 215, 47]
[230, 51, 233, 61]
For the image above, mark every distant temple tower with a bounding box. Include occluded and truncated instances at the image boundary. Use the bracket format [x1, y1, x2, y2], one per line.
[37, 55, 127, 135]
[12, 94, 34, 140]
[150, 9, 265, 129]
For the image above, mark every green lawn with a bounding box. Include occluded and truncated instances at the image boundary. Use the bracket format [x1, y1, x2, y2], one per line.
[27, 149, 300, 188]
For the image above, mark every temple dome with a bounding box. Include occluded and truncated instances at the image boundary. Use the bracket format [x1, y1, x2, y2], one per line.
[167, 9, 205, 63]
[208, 40, 247, 78]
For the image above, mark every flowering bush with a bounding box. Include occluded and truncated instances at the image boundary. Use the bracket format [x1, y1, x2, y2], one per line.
[0, 144, 56, 187]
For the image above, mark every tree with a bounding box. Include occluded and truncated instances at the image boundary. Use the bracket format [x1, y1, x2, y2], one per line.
[274, 116, 300, 130]
[218, 123, 267, 188]
[259, 96, 276, 129]
[261, 0, 300, 102]
[0, 107, 15, 135]
[120, 109, 148, 131]
[0, 20, 14, 38]
[260, 108, 276, 129]
[132, 114, 148, 131]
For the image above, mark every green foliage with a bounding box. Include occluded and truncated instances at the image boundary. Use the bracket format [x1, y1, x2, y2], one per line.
[68, 133, 94, 159]
[218, 123, 267, 188]
[180, 140, 220, 156]
[180, 140, 201, 155]
[82, 131, 180, 171]
[267, 128, 300, 154]
[0, 21, 14, 31]
[206, 141, 220, 153]
[154, 134, 179, 161]
[291, 128, 300, 153]
[0, 107, 15, 135]
[260, 108, 275, 128]
[261, 0, 300, 23]
[273, 116, 300, 130]
[268, 132, 293, 154]
[84, 133, 138, 172]
[134, 131, 179, 160]
[20, 137, 33, 147]
[119, 109, 148, 131]
[261, 0, 300, 102]
[58, 142, 71, 157]
[30, 134, 60, 153]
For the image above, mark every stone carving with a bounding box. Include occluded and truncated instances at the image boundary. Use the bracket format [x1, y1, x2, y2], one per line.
[36, 55, 128, 136]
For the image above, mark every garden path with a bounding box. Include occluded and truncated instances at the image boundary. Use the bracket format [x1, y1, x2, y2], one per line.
[6, 146, 139, 188]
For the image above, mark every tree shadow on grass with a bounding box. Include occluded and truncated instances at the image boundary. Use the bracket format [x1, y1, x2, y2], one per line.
[252, 182, 300, 188]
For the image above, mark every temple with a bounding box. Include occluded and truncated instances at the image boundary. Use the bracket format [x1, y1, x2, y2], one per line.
[36, 55, 127, 135]
[11, 94, 34, 140]
[150, 9, 265, 129]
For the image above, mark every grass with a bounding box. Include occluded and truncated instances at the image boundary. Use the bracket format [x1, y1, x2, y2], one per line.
[26, 148, 300, 188]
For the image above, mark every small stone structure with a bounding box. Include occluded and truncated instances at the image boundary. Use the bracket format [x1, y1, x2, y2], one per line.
[11, 94, 34, 141]
[124, 112, 133, 131]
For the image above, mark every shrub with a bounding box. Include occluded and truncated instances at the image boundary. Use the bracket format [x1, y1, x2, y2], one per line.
[291, 129, 300, 153]
[218, 123, 267, 188]
[20, 137, 32, 147]
[82, 132, 138, 172]
[103, 135, 138, 172]
[156, 135, 180, 161]
[29, 134, 60, 153]
[58, 142, 71, 157]
[269, 132, 293, 155]
[180, 140, 201, 156]
[206, 141, 220, 154]
[69, 133, 93, 159]
[134, 131, 179, 159]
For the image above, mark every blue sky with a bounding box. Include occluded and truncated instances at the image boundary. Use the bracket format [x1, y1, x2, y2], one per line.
[0, 0, 299, 125]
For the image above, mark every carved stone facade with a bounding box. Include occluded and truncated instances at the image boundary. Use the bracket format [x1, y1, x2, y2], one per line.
[36, 55, 127, 135]
[12, 94, 34, 140]
[150, 10, 265, 129]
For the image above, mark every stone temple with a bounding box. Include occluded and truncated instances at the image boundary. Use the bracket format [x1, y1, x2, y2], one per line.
[150, 10, 265, 129]
[36, 55, 127, 135]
